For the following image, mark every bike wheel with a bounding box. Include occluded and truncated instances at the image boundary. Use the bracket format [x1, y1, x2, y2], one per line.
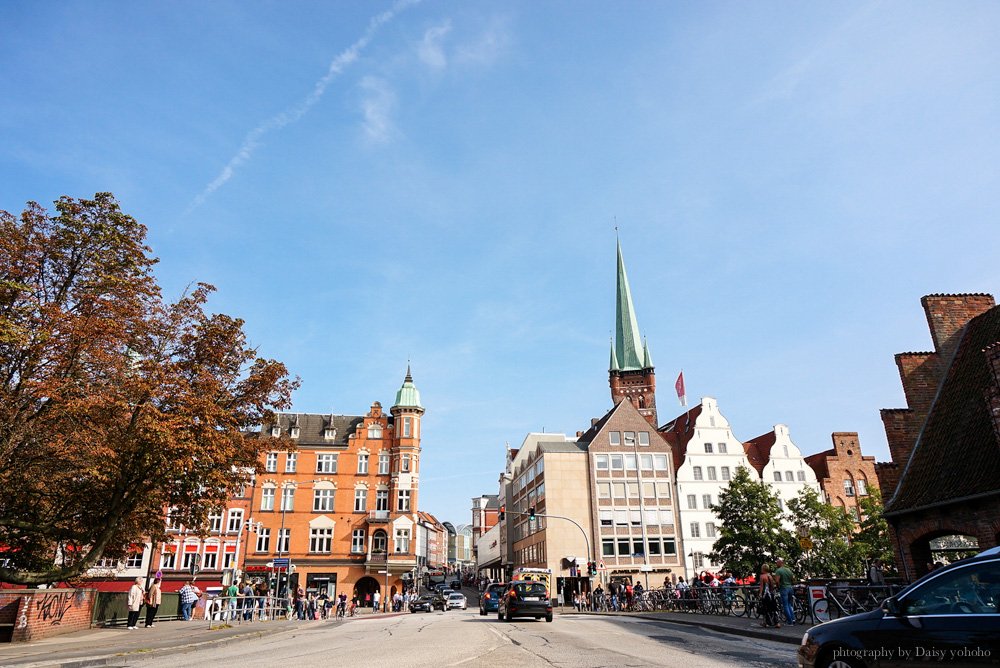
[794, 599, 807, 625]
[731, 594, 746, 617]
[812, 598, 839, 622]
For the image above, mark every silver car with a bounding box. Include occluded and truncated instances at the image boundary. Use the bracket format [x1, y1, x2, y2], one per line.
[447, 592, 467, 610]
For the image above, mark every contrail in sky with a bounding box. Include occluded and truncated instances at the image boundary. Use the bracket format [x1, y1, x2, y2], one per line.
[187, 0, 420, 212]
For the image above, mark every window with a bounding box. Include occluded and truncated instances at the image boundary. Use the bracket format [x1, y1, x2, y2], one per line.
[401, 454, 411, 473]
[663, 538, 677, 555]
[642, 482, 655, 498]
[313, 489, 334, 512]
[797, 470, 806, 482]
[354, 489, 367, 512]
[902, 563, 1000, 616]
[160, 551, 176, 570]
[624, 432, 636, 446]
[403, 417, 412, 437]
[656, 482, 671, 498]
[309, 527, 333, 553]
[394, 528, 410, 553]
[208, 512, 222, 532]
[691, 551, 704, 568]
[718, 443, 728, 454]
[777, 498, 784, 511]
[707, 466, 717, 481]
[265, 452, 278, 472]
[358, 453, 369, 474]
[609, 432, 621, 446]
[372, 531, 387, 553]
[706, 522, 717, 538]
[261, 488, 275, 511]
[613, 483, 626, 499]
[648, 538, 662, 555]
[368, 424, 382, 439]
[783, 445, 788, 457]
[721, 466, 731, 481]
[125, 551, 144, 569]
[317, 453, 338, 473]
[653, 454, 668, 470]
[376, 489, 389, 511]
[598, 482, 611, 498]
[625, 454, 637, 470]
[166, 508, 182, 531]
[640, 454, 653, 470]
[632, 538, 644, 554]
[693, 466, 703, 481]
[285, 453, 297, 472]
[280, 486, 295, 511]
[702, 494, 712, 509]
[203, 550, 218, 570]
[627, 482, 639, 498]
[351, 529, 366, 553]
[596, 455, 609, 470]
[378, 453, 390, 475]
[643, 509, 658, 525]
[290, 424, 300, 439]
[704, 442, 713, 454]
[397, 489, 411, 511]
[844, 478, 855, 497]
[182, 551, 199, 571]
[602, 540, 615, 557]
[599, 511, 613, 527]
[614, 510, 628, 525]
[227, 509, 243, 533]
[856, 478, 868, 495]
[659, 509, 674, 525]
[774, 471, 783, 482]
[610, 454, 624, 470]
[638, 432, 649, 446]
[785, 471, 794, 482]
[690, 522, 701, 538]
[617, 538, 630, 556]
[537, 482, 545, 498]
[687, 494, 697, 509]
[256, 528, 270, 552]
[277, 529, 290, 554]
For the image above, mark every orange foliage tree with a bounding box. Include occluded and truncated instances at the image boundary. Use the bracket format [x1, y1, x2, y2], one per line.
[0, 193, 298, 584]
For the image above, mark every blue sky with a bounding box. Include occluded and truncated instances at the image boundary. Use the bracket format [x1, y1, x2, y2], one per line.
[3, 1, 1000, 525]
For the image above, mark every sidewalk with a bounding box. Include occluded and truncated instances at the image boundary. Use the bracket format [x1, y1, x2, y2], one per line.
[561, 609, 806, 645]
[0, 610, 404, 668]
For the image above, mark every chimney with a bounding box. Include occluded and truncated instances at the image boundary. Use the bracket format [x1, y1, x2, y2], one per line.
[921, 294, 995, 363]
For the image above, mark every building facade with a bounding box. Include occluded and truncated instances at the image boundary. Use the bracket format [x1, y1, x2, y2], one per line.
[805, 432, 880, 523]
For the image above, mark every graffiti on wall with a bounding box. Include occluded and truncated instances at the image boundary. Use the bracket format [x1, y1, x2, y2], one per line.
[37, 592, 75, 625]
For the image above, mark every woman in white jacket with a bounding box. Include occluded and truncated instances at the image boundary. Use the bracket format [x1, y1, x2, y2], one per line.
[127, 577, 144, 629]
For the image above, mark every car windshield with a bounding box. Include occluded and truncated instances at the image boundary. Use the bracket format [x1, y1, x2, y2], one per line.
[516, 583, 548, 597]
[449, 594, 464, 600]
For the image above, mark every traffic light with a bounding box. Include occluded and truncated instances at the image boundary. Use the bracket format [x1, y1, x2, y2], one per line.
[528, 506, 535, 521]
[589, 561, 598, 576]
[498, 505, 505, 521]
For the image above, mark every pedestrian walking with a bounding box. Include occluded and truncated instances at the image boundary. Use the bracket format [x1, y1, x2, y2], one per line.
[757, 564, 780, 628]
[242, 580, 255, 620]
[225, 580, 240, 620]
[373, 589, 381, 612]
[143, 577, 162, 628]
[126, 577, 144, 630]
[178, 581, 201, 621]
[774, 557, 795, 626]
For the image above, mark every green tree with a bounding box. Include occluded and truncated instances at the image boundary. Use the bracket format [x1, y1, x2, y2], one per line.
[709, 466, 797, 578]
[854, 489, 896, 574]
[0, 194, 299, 585]
[786, 487, 862, 578]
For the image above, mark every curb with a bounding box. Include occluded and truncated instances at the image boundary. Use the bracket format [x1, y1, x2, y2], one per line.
[567, 611, 802, 646]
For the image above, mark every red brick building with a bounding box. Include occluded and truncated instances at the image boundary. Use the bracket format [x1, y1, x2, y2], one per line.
[804, 432, 880, 523]
[879, 294, 1000, 579]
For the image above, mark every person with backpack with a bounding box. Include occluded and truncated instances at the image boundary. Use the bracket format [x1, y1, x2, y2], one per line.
[758, 563, 780, 628]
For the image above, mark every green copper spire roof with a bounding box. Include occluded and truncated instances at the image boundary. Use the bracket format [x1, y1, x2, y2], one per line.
[393, 365, 423, 409]
[642, 337, 653, 368]
[613, 237, 648, 371]
[610, 339, 620, 372]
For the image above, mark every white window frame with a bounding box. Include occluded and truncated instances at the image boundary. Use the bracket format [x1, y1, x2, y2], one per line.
[261, 487, 275, 511]
[265, 452, 278, 472]
[285, 452, 297, 473]
[313, 489, 334, 512]
[354, 488, 367, 512]
[227, 509, 243, 534]
[317, 453, 338, 474]
[309, 527, 333, 553]
[358, 453, 369, 475]
[378, 453, 390, 475]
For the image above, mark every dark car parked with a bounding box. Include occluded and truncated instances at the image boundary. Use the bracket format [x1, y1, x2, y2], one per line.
[450, 579, 462, 590]
[798, 548, 1000, 668]
[480, 582, 507, 615]
[409, 593, 445, 613]
[498, 581, 553, 622]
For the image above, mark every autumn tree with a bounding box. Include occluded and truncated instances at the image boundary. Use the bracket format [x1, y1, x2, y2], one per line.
[786, 487, 862, 578]
[0, 193, 298, 585]
[709, 466, 798, 578]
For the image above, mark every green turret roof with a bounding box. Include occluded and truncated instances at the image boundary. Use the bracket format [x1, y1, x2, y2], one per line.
[393, 365, 423, 409]
[610, 340, 620, 372]
[613, 237, 648, 371]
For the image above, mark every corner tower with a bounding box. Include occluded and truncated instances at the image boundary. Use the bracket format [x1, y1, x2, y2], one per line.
[609, 237, 657, 426]
[390, 365, 424, 514]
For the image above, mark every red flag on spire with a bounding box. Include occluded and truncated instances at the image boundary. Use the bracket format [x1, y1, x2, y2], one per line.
[675, 371, 686, 407]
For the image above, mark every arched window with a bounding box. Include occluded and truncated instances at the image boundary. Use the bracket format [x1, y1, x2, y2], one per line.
[372, 530, 388, 553]
[368, 424, 382, 439]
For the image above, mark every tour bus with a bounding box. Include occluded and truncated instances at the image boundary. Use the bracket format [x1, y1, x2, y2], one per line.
[511, 567, 552, 596]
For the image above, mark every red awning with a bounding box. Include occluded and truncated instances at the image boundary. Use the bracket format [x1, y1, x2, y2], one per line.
[184, 545, 199, 553]
[204, 544, 218, 553]
[224, 545, 236, 553]
[164, 544, 177, 553]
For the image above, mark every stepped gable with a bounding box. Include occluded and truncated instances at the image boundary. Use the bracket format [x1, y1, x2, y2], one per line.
[886, 305, 1000, 515]
[743, 430, 777, 476]
[658, 404, 703, 474]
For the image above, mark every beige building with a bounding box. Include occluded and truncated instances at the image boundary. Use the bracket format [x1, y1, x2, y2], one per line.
[509, 433, 594, 603]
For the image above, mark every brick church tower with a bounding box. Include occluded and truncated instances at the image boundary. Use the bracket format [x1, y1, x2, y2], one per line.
[609, 237, 657, 426]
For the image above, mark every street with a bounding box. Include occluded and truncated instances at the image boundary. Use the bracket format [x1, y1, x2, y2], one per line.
[128, 606, 797, 667]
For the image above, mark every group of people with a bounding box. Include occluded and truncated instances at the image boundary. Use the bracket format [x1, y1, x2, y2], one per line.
[756, 558, 796, 628]
[125, 576, 163, 630]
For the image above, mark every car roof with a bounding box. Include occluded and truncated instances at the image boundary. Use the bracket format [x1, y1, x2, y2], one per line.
[976, 545, 1000, 557]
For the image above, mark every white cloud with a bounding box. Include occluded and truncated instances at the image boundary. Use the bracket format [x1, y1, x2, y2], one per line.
[360, 76, 397, 144]
[187, 0, 420, 212]
[418, 21, 452, 70]
[455, 18, 510, 67]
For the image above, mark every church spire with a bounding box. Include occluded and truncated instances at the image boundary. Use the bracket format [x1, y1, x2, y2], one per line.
[614, 236, 648, 371]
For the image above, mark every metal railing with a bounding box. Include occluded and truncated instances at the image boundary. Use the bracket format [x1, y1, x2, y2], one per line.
[205, 595, 291, 628]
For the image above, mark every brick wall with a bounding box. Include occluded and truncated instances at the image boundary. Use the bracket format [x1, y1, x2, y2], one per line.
[809, 432, 880, 522]
[894, 352, 942, 416]
[0, 589, 97, 642]
[921, 294, 995, 364]
[888, 500, 1000, 581]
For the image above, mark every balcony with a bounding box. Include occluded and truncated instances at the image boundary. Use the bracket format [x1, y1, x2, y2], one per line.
[368, 510, 390, 523]
[368, 552, 387, 564]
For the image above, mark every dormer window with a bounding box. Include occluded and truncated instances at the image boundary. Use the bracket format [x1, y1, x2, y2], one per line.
[324, 427, 337, 441]
[290, 426, 300, 439]
[368, 424, 382, 439]
[270, 424, 281, 438]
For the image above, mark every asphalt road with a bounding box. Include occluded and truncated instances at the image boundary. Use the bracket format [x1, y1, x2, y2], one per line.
[128, 604, 798, 668]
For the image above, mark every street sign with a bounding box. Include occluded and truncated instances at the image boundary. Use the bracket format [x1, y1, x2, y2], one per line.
[639, 565, 653, 572]
[799, 537, 814, 550]
[273, 557, 290, 568]
[599, 561, 606, 570]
